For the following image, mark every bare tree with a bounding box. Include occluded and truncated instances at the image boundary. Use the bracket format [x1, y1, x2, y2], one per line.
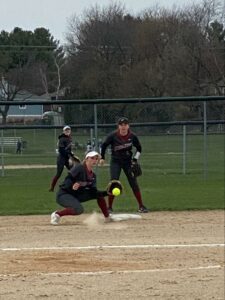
[63, 0, 224, 123]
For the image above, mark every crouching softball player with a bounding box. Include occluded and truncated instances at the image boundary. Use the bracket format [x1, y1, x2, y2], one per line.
[51, 151, 111, 225]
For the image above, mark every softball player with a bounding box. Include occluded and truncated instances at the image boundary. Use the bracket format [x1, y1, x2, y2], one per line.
[49, 125, 74, 192]
[100, 117, 149, 213]
[50, 151, 110, 225]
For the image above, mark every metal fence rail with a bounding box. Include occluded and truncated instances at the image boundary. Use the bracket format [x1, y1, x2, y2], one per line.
[1, 96, 225, 178]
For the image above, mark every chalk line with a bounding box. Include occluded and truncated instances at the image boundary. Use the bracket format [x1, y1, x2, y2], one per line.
[0, 265, 223, 278]
[1, 243, 224, 252]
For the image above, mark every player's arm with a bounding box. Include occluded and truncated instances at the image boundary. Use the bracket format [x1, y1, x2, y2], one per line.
[130, 135, 142, 177]
[100, 138, 110, 160]
[60, 174, 74, 190]
[133, 135, 142, 160]
[58, 137, 70, 157]
[62, 164, 83, 190]
[100, 133, 114, 163]
[86, 173, 108, 198]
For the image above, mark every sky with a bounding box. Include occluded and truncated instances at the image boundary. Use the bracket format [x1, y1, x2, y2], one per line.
[1, 0, 202, 45]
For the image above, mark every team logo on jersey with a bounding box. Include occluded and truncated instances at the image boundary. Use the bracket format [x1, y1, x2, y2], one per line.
[114, 142, 132, 151]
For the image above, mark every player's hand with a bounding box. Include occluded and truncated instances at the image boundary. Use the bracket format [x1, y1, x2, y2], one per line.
[99, 159, 105, 166]
[72, 182, 80, 190]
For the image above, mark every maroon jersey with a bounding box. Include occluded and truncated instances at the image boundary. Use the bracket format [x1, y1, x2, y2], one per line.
[101, 129, 142, 162]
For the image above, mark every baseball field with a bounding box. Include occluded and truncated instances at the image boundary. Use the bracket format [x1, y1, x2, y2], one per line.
[0, 131, 224, 299]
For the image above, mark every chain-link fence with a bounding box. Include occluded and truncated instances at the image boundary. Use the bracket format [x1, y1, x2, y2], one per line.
[0, 97, 224, 179]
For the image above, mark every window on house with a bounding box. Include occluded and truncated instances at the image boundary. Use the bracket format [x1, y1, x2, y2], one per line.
[19, 105, 27, 109]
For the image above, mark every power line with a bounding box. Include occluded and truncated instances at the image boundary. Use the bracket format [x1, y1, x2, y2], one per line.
[0, 45, 56, 49]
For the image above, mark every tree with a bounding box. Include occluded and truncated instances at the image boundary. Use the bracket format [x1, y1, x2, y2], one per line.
[64, 3, 137, 123]
[63, 0, 224, 123]
[0, 27, 65, 124]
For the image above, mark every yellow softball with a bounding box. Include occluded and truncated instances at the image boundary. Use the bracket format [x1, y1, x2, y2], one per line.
[112, 187, 121, 196]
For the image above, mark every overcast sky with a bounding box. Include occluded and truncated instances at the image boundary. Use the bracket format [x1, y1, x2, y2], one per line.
[1, 0, 201, 44]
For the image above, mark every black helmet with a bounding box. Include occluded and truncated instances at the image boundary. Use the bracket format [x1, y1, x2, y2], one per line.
[117, 117, 129, 125]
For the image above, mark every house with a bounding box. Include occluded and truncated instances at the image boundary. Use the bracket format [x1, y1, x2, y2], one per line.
[0, 89, 48, 124]
[0, 77, 65, 125]
[39, 90, 66, 125]
[0, 79, 64, 124]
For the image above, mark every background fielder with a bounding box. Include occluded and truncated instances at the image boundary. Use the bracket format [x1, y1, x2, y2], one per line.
[49, 125, 74, 192]
[100, 117, 149, 213]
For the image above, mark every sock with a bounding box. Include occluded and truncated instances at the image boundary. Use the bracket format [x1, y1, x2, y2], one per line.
[108, 195, 115, 209]
[56, 207, 76, 217]
[97, 197, 109, 218]
[50, 176, 59, 190]
[133, 190, 143, 207]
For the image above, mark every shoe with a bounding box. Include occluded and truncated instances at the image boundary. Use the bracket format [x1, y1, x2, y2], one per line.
[138, 206, 149, 213]
[50, 211, 60, 225]
[104, 216, 114, 223]
[49, 187, 54, 192]
[108, 208, 113, 214]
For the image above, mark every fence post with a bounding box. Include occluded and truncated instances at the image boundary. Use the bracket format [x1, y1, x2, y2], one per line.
[90, 128, 93, 149]
[94, 104, 98, 151]
[203, 101, 208, 179]
[93, 104, 99, 174]
[182, 125, 186, 175]
[1, 129, 5, 177]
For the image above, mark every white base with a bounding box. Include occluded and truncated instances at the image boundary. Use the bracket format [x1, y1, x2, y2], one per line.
[110, 213, 142, 222]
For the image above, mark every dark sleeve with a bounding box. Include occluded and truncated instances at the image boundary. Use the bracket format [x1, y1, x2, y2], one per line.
[60, 164, 83, 190]
[61, 174, 74, 190]
[82, 188, 107, 199]
[58, 137, 68, 157]
[100, 132, 114, 159]
[87, 173, 107, 198]
[70, 164, 84, 178]
[58, 137, 72, 157]
[133, 134, 142, 153]
[96, 190, 108, 197]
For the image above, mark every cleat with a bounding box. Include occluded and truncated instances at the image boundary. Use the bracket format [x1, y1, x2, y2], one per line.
[138, 206, 149, 213]
[108, 208, 113, 214]
[50, 211, 60, 225]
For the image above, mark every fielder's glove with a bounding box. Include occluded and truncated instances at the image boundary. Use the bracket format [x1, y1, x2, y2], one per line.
[68, 154, 81, 168]
[106, 180, 123, 195]
[130, 159, 142, 177]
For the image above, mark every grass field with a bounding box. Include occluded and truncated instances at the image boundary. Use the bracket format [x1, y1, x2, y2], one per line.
[0, 129, 224, 215]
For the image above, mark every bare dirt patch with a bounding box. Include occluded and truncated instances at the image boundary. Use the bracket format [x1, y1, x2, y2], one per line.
[0, 211, 224, 300]
[4, 164, 55, 169]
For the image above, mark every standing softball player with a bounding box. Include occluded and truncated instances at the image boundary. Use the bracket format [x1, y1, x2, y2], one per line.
[50, 151, 111, 225]
[100, 117, 149, 213]
[49, 125, 74, 192]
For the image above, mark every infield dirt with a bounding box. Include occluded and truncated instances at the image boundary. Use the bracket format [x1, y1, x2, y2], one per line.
[0, 210, 224, 299]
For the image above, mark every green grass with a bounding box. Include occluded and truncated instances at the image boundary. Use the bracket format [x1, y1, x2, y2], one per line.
[0, 168, 223, 215]
[0, 131, 224, 215]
